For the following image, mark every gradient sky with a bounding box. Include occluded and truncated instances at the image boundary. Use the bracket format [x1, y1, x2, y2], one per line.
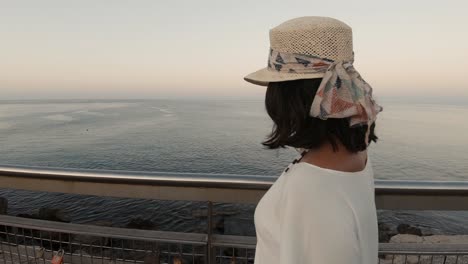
[1, 0, 467, 100]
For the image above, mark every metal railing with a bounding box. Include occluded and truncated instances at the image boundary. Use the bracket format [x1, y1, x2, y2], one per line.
[1, 165, 468, 263]
[1, 165, 468, 209]
[0, 214, 467, 264]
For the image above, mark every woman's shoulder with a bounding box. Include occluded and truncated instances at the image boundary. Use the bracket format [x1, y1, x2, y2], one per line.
[280, 159, 374, 199]
[279, 164, 340, 198]
[278, 162, 360, 231]
[285, 158, 372, 180]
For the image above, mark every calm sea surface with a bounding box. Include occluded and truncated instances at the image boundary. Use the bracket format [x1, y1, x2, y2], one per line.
[0, 99, 467, 235]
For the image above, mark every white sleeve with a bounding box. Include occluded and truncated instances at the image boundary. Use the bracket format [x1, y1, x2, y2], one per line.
[278, 174, 362, 264]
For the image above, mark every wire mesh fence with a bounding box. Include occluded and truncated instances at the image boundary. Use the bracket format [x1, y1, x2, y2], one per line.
[1, 215, 468, 264]
[378, 243, 468, 264]
[0, 215, 261, 264]
[0, 215, 208, 264]
[378, 254, 468, 264]
[0, 228, 207, 264]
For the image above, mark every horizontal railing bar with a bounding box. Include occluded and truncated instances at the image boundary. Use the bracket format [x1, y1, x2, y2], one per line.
[1, 165, 468, 208]
[1, 165, 468, 192]
[0, 165, 275, 189]
[379, 243, 468, 254]
[0, 215, 207, 245]
[375, 179, 468, 195]
[211, 234, 257, 249]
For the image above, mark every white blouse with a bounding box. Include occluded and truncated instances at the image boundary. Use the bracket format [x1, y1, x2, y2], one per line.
[253, 155, 378, 264]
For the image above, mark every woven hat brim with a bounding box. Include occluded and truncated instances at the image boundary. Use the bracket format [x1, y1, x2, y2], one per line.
[244, 67, 325, 86]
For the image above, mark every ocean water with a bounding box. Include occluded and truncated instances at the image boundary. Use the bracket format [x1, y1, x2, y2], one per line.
[0, 99, 467, 235]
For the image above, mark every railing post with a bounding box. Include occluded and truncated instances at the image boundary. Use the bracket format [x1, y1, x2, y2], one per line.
[207, 201, 215, 264]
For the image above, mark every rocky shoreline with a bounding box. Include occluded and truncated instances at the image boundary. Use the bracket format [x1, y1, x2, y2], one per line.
[1, 197, 466, 242]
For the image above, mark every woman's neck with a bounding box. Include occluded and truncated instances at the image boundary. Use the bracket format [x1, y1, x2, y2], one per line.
[300, 141, 368, 173]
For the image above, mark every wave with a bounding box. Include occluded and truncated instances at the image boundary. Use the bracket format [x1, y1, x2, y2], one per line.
[151, 107, 173, 114]
[73, 110, 107, 116]
[43, 114, 74, 122]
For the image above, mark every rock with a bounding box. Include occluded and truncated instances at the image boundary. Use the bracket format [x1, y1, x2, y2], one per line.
[73, 234, 104, 246]
[0, 197, 7, 214]
[72, 221, 112, 246]
[223, 216, 256, 236]
[214, 217, 224, 234]
[125, 217, 157, 230]
[38, 207, 70, 222]
[422, 234, 468, 244]
[378, 223, 425, 243]
[378, 222, 397, 243]
[389, 234, 424, 243]
[421, 230, 434, 236]
[397, 223, 422, 236]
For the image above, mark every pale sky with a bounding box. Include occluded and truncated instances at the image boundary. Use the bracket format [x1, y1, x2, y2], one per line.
[1, 0, 467, 100]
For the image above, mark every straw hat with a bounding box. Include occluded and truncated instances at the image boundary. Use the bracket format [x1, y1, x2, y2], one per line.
[244, 16, 354, 86]
[244, 16, 383, 145]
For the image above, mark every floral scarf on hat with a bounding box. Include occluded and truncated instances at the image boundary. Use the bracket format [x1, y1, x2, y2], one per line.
[269, 49, 383, 145]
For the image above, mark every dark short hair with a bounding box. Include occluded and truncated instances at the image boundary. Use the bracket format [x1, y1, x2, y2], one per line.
[262, 78, 378, 153]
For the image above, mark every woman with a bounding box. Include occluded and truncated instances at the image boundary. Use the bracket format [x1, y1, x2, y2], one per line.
[244, 17, 383, 264]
